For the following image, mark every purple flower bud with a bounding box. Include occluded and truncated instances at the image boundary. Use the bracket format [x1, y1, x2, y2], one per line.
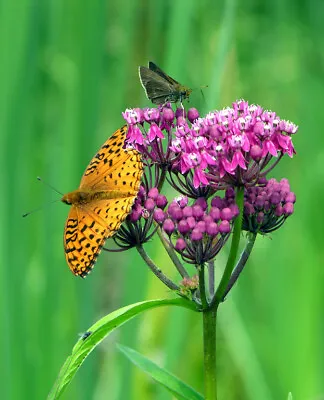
[168, 204, 183, 221]
[229, 204, 240, 217]
[220, 207, 233, 221]
[275, 205, 283, 217]
[244, 203, 255, 215]
[250, 145, 263, 160]
[195, 198, 208, 211]
[144, 198, 156, 211]
[187, 108, 199, 123]
[206, 222, 218, 236]
[163, 218, 175, 235]
[187, 216, 196, 229]
[153, 208, 166, 223]
[156, 194, 168, 209]
[148, 188, 159, 200]
[178, 219, 190, 234]
[211, 197, 224, 208]
[285, 192, 296, 203]
[183, 206, 193, 217]
[129, 209, 142, 222]
[176, 108, 186, 119]
[203, 215, 213, 225]
[209, 207, 221, 221]
[258, 177, 268, 185]
[270, 192, 281, 205]
[162, 107, 175, 122]
[255, 196, 265, 209]
[256, 212, 264, 224]
[283, 202, 294, 215]
[264, 201, 271, 212]
[191, 228, 203, 241]
[138, 185, 146, 200]
[196, 220, 206, 233]
[175, 238, 186, 251]
[192, 205, 204, 219]
[219, 220, 231, 234]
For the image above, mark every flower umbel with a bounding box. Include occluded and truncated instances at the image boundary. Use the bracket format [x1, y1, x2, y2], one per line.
[113, 99, 298, 306]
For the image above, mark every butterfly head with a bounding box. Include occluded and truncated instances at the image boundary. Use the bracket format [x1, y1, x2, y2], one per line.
[61, 190, 89, 205]
[179, 85, 192, 101]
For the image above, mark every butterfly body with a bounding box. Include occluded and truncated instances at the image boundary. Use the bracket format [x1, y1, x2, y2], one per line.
[139, 61, 192, 105]
[62, 126, 143, 278]
[62, 189, 137, 205]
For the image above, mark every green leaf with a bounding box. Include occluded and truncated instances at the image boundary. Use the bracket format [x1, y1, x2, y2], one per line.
[118, 344, 204, 400]
[287, 393, 293, 400]
[48, 298, 196, 400]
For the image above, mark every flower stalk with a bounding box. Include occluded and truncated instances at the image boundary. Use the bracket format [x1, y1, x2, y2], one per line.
[212, 186, 245, 306]
[203, 307, 218, 400]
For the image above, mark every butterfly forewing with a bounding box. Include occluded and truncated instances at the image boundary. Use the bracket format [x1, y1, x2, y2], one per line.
[63, 126, 143, 277]
[139, 66, 175, 105]
[148, 61, 180, 85]
[80, 125, 142, 191]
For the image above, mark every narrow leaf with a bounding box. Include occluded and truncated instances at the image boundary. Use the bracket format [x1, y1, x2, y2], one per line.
[118, 344, 203, 400]
[48, 298, 196, 400]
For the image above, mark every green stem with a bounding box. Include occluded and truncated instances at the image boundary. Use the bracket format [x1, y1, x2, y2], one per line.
[156, 226, 189, 278]
[221, 233, 256, 301]
[212, 186, 245, 306]
[203, 307, 218, 400]
[198, 264, 208, 309]
[157, 166, 167, 192]
[136, 245, 179, 291]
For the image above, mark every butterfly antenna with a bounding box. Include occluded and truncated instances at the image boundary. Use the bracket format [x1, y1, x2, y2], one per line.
[37, 176, 63, 196]
[22, 177, 63, 218]
[22, 199, 60, 218]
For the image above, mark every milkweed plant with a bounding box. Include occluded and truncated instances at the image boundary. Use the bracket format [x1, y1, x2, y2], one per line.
[49, 99, 297, 400]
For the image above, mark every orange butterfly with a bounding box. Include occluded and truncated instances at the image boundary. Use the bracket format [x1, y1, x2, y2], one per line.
[61, 126, 143, 277]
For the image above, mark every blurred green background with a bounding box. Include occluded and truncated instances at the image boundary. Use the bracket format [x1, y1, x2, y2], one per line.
[2, 0, 323, 399]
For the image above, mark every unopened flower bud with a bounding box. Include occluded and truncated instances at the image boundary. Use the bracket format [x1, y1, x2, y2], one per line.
[219, 220, 231, 234]
[187, 108, 199, 123]
[191, 228, 203, 241]
[144, 198, 156, 211]
[163, 219, 175, 235]
[153, 209, 166, 223]
[148, 188, 159, 200]
[156, 194, 168, 209]
[175, 238, 186, 251]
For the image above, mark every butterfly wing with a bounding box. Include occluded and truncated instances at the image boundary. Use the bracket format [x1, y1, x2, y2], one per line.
[148, 61, 180, 85]
[138, 66, 175, 105]
[79, 125, 143, 193]
[64, 197, 136, 277]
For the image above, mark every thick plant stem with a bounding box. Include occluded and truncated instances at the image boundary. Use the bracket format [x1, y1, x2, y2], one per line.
[203, 307, 218, 400]
[211, 186, 245, 306]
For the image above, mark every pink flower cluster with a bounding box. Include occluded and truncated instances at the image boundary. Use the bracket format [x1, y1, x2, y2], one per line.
[122, 100, 298, 191]
[171, 100, 297, 188]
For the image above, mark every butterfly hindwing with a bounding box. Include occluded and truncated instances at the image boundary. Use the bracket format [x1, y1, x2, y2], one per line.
[64, 197, 136, 277]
